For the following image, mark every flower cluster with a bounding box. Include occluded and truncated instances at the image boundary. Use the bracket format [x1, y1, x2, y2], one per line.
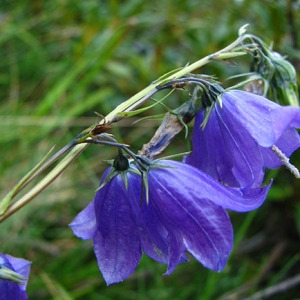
[0, 253, 31, 300]
[70, 85, 300, 285]
[1, 28, 299, 297]
[71, 157, 271, 285]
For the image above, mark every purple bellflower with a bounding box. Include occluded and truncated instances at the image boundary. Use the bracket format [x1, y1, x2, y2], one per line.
[185, 89, 300, 188]
[70, 157, 270, 285]
[0, 253, 31, 300]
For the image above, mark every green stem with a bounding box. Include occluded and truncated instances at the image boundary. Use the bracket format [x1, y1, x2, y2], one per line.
[0, 29, 246, 222]
[105, 51, 245, 117]
[0, 144, 86, 222]
[0, 147, 54, 215]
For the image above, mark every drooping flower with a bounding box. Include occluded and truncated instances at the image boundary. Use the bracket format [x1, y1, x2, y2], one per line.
[0, 253, 31, 300]
[70, 157, 270, 285]
[185, 89, 300, 188]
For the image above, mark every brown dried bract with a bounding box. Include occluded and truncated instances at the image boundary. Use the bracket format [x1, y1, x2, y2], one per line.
[91, 122, 112, 135]
[91, 112, 112, 136]
[138, 112, 184, 159]
[172, 80, 188, 89]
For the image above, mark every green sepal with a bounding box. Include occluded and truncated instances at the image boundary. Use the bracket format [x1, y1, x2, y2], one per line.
[201, 103, 215, 129]
[97, 152, 130, 191]
[97, 168, 120, 191]
[121, 171, 129, 190]
[0, 265, 26, 285]
[200, 84, 224, 129]
[142, 170, 150, 205]
[270, 54, 299, 106]
[132, 114, 165, 125]
[152, 67, 185, 85]
[117, 89, 174, 118]
[132, 157, 174, 205]
[226, 73, 267, 96]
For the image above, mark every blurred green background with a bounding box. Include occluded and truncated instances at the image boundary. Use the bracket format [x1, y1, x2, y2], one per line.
[1, 0, 300, 299]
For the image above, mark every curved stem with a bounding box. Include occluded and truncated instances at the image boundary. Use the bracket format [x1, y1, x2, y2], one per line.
[0, 144, 86, 222]
[0, 28, 247, 222]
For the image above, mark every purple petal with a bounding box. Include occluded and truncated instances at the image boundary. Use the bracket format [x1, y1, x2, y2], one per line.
[148, 167, 233, 271]
[0, 253, 30, 299]
[69, 200, 97, 240]
[5, 255, 31, 290]
[262, 127, 300, 168]
[0, 280, 28, 300]
[164, 231, 187, 275]
[127, 173, 188, 266]
[93, 175, 142, 285]
[187, 90, 300, 188]
[224, 91, 300, 147]
[185, 109, 246, 187]
[215, 103, 265, 187]
[160, 160, 269, 212]
[223, 90, 279, 147]
[182, 202, 232, 271]
[270, 106, 300, 139]
[186, 106, 265, 188]
[134, 198, 170, 264]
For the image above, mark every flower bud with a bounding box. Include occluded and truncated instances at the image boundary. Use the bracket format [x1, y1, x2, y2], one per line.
[249, 39, 299, 107]
[113, 152, 129, 171]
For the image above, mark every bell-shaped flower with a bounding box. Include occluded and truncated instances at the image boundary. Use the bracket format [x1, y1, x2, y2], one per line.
[0, 253, 31, 300]
[185, 89, 300, 188]
[70, 158, 270, 285]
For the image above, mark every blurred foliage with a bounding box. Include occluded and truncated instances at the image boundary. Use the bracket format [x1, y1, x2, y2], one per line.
[0, 0, 300, 299]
